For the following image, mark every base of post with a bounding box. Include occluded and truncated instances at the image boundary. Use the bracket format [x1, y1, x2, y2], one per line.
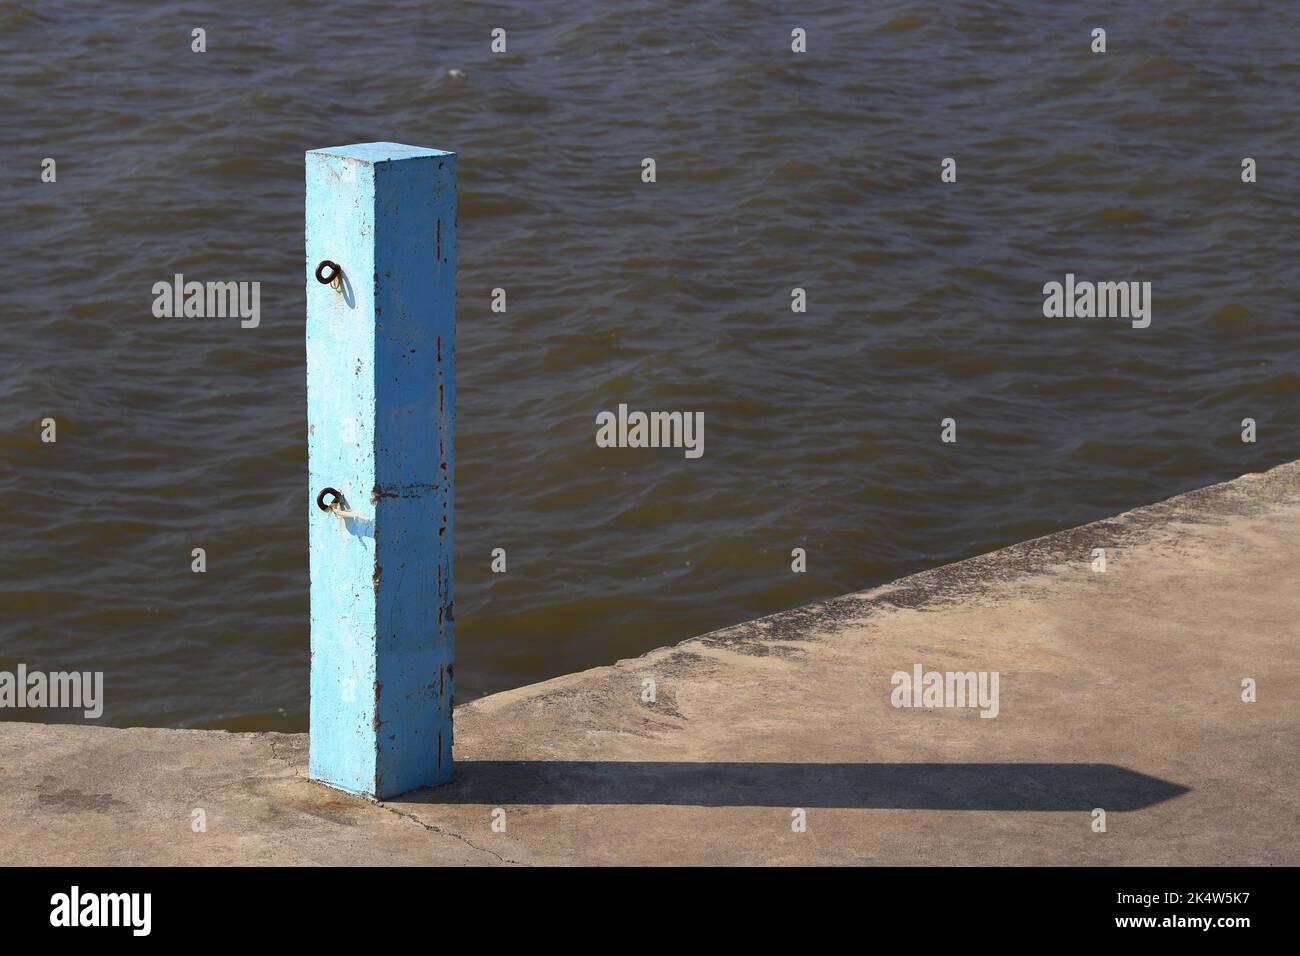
[308, 766, 454, 802]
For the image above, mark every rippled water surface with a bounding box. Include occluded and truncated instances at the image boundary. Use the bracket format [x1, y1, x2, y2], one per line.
[2, 0, 1297, 728]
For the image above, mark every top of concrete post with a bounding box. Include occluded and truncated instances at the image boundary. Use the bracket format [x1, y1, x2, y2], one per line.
[306, 142, 455, 165]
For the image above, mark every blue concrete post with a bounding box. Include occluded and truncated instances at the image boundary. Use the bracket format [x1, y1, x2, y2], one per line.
[305, 142, 456, 799]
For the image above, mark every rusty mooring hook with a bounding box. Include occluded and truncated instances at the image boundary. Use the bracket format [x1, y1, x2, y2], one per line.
[316, 487, 343, 512]
[315, 260, 342, 286]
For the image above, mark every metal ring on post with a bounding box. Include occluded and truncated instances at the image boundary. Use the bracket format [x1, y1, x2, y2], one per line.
[316, 487, 343, 513]
[315, 260, 341, 285]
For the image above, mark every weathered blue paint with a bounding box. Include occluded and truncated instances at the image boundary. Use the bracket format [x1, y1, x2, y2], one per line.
[306, 142, 456, 799]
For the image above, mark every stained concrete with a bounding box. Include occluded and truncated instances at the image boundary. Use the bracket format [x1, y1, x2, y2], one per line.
[3, 461, 1297, 865]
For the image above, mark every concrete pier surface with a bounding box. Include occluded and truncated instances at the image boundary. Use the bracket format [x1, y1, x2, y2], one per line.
[3, 462, 1297, 866]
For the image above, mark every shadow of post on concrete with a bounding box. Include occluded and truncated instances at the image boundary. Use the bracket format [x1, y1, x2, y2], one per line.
[393, 761, 1189, 811]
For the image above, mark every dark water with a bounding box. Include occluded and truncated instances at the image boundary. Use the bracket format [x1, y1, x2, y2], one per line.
[2, 0, 1297, 729]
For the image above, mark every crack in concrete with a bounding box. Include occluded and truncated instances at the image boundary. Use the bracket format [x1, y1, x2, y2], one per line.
[267, 737, 291, 765]
[266, 735, 305, 778]
[377, 804, 531, 866]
